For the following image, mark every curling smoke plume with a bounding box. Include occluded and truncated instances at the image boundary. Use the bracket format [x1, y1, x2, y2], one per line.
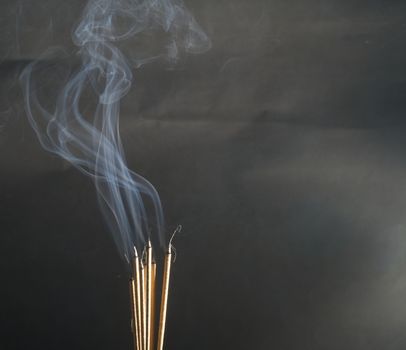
[20, 0, 211, 262]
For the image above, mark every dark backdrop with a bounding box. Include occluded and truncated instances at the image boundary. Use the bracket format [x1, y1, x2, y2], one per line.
[2, 1, 406, 349]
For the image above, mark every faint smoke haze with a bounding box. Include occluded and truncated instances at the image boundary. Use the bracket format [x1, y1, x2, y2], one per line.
[19, 0, 211, 262]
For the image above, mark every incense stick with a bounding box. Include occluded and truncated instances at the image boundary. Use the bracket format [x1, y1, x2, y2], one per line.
[129, 278, 138, 350]
[157, 245, 173, 350]
[150, 262, 157, 350]
[140, 258, 146, 350]
[146, 241, 152, 350]
[133, 250, 143, 350]
[129, 228, 180, 350]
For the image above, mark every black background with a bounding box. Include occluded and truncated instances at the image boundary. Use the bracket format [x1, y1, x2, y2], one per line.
[2, 0, 406, 349]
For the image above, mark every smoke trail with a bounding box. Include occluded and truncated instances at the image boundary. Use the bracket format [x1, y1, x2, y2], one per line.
[19, 0, 211, 262]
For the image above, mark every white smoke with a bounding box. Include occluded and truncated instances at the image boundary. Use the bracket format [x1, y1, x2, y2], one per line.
[20, 0, 211, 262]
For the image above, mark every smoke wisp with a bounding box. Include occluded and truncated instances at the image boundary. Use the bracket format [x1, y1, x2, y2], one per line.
[20, 0, 211, 262]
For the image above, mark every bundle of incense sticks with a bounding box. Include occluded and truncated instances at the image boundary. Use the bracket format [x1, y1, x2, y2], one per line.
[129, 240, 174, 350]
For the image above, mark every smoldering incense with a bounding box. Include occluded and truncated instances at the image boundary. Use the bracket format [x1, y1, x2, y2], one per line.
[131, 227, 179, 350]
[20, 0, 210, 346]
[20, 0, 208, 347]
